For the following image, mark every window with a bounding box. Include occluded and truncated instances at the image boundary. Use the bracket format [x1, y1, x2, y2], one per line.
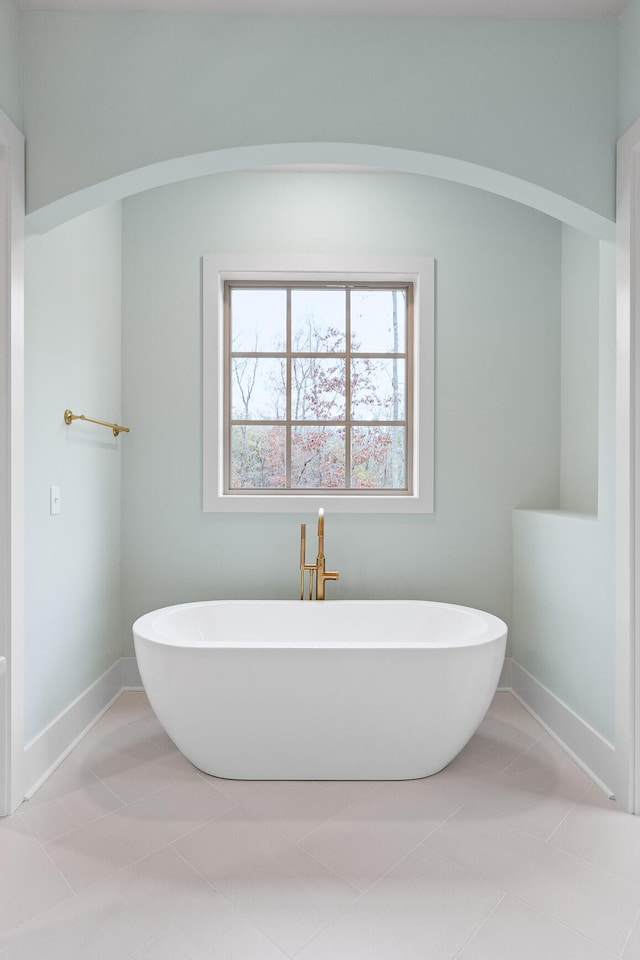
[203, 256, 434, 513]
[226, 281, 411, 494]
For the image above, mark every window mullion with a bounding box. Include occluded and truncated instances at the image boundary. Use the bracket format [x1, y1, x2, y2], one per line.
[345, 287, 351, 490]
[223, 280, 232, 494]
[286, 287, 292, 490]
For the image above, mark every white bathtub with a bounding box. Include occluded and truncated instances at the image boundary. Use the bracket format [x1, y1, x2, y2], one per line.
[133, 600, 507, 780]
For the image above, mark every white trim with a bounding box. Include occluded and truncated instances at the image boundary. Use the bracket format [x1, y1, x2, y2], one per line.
[25, 143, 615, 241]
[0, 109, 24, 816]
[22, 660, 127, 799]
[203, 255, 434, 513]
[616, 117, 640, 813]
[510, 659, 615, 797]
[23, 658, 144, 800]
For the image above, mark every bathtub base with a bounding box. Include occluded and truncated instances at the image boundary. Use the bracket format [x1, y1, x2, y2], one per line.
[134, 631, 506, 780]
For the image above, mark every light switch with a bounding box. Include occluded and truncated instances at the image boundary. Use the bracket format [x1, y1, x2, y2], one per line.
[50, 486, 61, 515]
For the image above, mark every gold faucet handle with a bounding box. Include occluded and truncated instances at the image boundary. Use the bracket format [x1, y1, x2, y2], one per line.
[299, 523, 306, 600]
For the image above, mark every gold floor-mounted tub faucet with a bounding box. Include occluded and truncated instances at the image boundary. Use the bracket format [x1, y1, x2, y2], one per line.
[300, 508, 340, 600]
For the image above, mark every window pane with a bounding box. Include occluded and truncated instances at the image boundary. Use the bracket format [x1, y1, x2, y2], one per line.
[292, 358, 346, 420]
[291, 289, 346, 353]
[351, 289, 406, 353]
[230, 425, 286, 488]
[292, 426, 345, 488]
[230, 288, 286, 352]
[351, 358, 405, 421]
[351, 426, 406, 489]
[222, 278, 415, 496]
[231, 357, 286, 420]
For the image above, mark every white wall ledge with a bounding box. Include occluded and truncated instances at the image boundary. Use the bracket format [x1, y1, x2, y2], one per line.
[514, 507, 598, 522]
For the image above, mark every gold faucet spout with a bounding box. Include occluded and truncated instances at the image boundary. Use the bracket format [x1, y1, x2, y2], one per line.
[317, 508, 325, 560]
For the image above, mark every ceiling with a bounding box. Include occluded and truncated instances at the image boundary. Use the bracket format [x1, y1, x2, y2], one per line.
[16, 0, 630, 16]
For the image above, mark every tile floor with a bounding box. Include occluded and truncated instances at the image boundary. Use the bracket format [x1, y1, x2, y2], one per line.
[1, 691, 640, 958]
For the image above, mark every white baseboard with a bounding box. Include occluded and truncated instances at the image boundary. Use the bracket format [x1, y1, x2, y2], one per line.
[21, 653, 615, 802]
[23, 659, 139, 799]
[509, 658, 615, 797]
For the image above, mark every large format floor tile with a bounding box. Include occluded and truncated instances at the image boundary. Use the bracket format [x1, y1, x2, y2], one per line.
[623, 911, 640, 959]
[73, 713, 197, 804]
[426, 805, 640, 954]
[173, 805, 360, 955]
[454, 711, 542, 773]
[548, 783, 640, 886]
[0, 846, 73, 936]
[46, 775, 236, 891]
[502, 732, 595, 801]
[70, 712, 147, 768]
[457, 895, 619, 960]
[205, 776, 354, 842]
[126, 901, 290, 960]
[0, 814, 41, 865]
[486, 694, 547, 740]
[107, 691, 157, 725]
[1, 690, 638, 960]
[93, 747, 198, 805]
[487, 691, 513, 713]
[428, 760, 576, 841]
[0, 846, 285, 960]
[18, 754, 123, 842]
[295, 844, 502, 960]
[298, 778, 462, 890]
[311, 780, 382, 804]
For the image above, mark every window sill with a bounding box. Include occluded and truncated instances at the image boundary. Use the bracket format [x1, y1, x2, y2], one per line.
[203, 492, 432, 514]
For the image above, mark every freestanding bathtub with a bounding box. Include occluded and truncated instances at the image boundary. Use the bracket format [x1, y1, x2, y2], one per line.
[133, 600, 507, 781]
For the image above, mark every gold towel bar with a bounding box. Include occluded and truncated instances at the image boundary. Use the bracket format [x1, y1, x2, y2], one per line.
[64, 409, 130, 437]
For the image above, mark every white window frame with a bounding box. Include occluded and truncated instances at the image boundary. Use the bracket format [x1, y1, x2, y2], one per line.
[203, 255, 434, 513]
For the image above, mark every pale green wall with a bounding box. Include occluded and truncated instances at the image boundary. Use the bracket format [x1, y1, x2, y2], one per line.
[22, 14, 617, 219]
[512, 510, 615, 740]
[560, 225, 599, 514]
[120, 171, 561, 654]
[512, 240, 616, 741]
[619, 0, 640, 135]
[24, 204, 123, 742]
[0, 0, 22, 130]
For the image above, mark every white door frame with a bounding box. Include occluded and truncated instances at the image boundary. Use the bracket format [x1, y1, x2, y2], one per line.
[617, 116, 640, 814]
[0, 107, 24, 817]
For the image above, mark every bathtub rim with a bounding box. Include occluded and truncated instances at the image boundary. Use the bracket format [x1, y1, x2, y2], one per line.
[132, 599, 508, 651]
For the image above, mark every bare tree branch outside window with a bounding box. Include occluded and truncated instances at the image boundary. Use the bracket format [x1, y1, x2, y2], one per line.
[224, 282, 412, 494]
